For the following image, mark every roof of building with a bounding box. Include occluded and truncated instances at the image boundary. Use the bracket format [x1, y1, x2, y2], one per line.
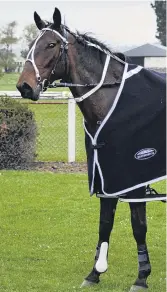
[124, 43, 167, 57]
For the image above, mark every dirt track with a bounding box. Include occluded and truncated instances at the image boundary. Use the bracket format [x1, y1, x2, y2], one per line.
[30, 161, 87, 173]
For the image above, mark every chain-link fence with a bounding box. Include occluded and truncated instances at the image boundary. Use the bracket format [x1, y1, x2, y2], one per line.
[28, 99, 86, 162]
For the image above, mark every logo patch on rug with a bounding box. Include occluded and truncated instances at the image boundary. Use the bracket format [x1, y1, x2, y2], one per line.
[134, 148, 157, 160]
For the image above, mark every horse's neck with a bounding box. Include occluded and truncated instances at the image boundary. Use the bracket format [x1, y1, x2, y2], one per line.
[67, 41, 125, 131]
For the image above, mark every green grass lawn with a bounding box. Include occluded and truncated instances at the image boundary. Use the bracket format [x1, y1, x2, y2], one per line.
[0, 171, 166, 292]
[0, 73, 20, 91]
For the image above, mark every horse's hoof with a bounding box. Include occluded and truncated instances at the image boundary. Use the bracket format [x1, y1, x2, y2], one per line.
[129, 285, 148, 292]
[81, 268, 100, 288]
[80, 279, 98, 288]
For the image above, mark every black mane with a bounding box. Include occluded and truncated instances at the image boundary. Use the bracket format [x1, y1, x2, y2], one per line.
[76, 32, 113, 54]
[49, 23, 126, 61]
[65, 26, 113, 54]
[48, 23, 114, 54]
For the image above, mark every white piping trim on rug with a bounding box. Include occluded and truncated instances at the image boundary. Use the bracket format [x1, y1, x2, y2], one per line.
[91, 150, 97, 194]
[94, 62, 129, 141]
[95, 175, 167, 198]
[83, 61, 128, 144]
[94, 150, 105, 194]
[125, 66, 143, 79]
[83, 121, 96, 193]
[83, 120, 94, 143]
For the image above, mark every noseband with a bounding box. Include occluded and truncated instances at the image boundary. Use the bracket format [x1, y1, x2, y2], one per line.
[26, 26, 125, 102]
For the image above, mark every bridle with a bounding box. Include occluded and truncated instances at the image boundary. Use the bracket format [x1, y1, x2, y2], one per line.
[26, 26, 125, 103]
[26, 27, 69, 92]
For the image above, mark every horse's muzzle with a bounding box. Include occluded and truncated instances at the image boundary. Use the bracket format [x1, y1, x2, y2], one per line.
[16, 82, 41, 101]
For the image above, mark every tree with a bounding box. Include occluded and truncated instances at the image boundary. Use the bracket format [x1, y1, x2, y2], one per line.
[21, 24, 38, 59]
[0, 21, 19, 72]
[0, 21, 19, 49]
[151, 1, 166, 46]
[0, 49, 16, 73]
[0, 66, 3, 79]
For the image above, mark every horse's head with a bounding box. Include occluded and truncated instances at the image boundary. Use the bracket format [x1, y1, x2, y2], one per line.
[16, 8, 68, 101]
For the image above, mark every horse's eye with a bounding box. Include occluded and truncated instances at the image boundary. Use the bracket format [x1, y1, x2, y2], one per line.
[48, 43, 56, 48]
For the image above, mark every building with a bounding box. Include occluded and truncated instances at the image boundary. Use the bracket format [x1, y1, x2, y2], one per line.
[14, 56, 25, 73]
[124, 43, 166, 71]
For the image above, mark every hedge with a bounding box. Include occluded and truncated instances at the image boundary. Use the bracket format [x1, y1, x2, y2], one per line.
[0, 97, 37, 169]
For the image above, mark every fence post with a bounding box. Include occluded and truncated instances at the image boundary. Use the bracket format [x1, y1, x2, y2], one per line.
[68, 97, 76, 162]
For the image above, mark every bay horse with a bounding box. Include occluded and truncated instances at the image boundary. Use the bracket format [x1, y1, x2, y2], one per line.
[16, 7, 166, 291]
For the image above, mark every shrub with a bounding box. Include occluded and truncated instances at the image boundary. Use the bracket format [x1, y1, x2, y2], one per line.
[0, 97, 37, 169]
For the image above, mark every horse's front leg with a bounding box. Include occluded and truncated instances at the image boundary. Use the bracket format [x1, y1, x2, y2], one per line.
[129, 197, 151, 291]
[81, 197, 118, 287]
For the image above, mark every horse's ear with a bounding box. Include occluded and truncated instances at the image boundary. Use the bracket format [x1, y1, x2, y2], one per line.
[34, 11, 46, 30]
[53, 7, 61, 29]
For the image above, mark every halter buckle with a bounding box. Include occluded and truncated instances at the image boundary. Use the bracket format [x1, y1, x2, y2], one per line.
[42, 79, 49, 92]
[64, 43, 68, 50]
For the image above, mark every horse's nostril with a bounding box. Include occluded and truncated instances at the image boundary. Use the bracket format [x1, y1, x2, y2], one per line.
[22, 82, 32, 91]
[16, 82, 33, 99]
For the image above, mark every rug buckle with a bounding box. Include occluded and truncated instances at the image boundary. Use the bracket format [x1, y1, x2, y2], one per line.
[92, 142, 105, 150]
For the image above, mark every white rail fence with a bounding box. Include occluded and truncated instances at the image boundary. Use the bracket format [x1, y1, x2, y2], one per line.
[0, 90, 72, 99]
[0, 91, 78, 163]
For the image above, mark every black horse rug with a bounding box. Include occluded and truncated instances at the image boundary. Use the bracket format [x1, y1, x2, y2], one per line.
[84, 63, 166, 200]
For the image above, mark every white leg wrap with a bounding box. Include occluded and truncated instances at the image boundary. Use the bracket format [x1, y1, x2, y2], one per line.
[95, 242, 108, 273]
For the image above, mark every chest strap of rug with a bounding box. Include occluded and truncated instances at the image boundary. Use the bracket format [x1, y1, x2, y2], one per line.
[92, 142, 105, 150]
